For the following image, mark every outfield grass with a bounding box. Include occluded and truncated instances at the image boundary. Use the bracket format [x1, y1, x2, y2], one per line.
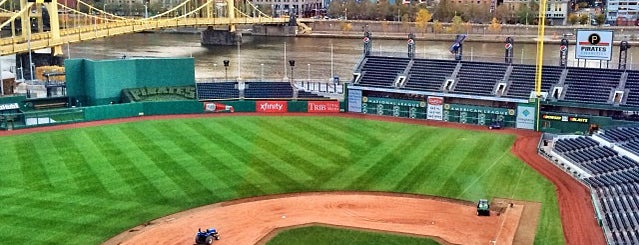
[0, 116, 564, 244]
[266, 226, 441, 245]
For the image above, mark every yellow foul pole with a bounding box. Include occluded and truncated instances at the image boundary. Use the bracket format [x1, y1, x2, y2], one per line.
[534, 0, 548, 131]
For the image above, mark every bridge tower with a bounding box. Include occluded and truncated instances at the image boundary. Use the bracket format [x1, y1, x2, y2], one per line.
[19, 0, 61, 56]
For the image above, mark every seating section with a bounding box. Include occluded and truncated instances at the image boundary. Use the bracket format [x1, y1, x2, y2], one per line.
[553, 133, 639, 245]
[624, 70, 639, 107]
[358, 56, 410, 88]
[599, 127, 639, 143]
[245, 82, 294, 98]
[589, 183, 639, 245]
[505, 65, 561, 98]
[563, 67, 622, 104]
[197, 82, 327, 100]
[453, 61, 508, 95]
[404, 59, 457, 92]
[298, 91, 326, 99]
[197, 82, 239, 100]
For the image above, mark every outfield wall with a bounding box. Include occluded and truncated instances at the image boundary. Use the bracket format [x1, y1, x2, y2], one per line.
[66, 58, 195, 106]
[0, 100, 342, 130]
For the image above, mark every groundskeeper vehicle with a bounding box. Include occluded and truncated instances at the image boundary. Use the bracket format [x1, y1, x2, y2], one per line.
[194, 228, 220, 245]
[477, 199, 490, 216]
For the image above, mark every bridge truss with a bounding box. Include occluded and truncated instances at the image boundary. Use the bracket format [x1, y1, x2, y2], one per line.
[0, 0, 288, 56]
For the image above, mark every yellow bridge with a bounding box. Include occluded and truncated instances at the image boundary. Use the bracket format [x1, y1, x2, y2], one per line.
[0, 0, 294, 56]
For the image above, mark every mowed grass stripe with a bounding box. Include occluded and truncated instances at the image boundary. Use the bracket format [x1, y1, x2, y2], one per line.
[346, 127, 427, 190]
[369, 128, 441, 190]
[0, 145, 23, 187]
[206, 119, 316, 184]
[119, 124, 215, 204]
[160, 121, 270, 197]
[436, 134, 498, 195]
[394, 130, 466, 193]
[84, 129, 173, 203]
[311, 117, 381, 146]
[48, 134, 109, 192]
[72, 131, 137, 197]
[14, 137, 51, 189]
[238, 118, 335, 171]
[28, 135, 78, 190]
[150, 121, 241, 200]
[290, 118, 371, 160]
[282, 118, 354, 156]
[185, 120, 302, 191]
[323, 126, 422, 189]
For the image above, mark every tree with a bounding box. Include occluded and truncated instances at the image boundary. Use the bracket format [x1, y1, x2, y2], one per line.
[567, 13, 579, 25]
[415, 8, 433, 34]
[433, 0, 454, 22]
[594, 13, 606, 26]
[488, 17, 501, 33]
[579, 14, 589, 25]
[432, 20, 444, 33]
[493, 4, 512, 24]
[450, 15, 464, 33]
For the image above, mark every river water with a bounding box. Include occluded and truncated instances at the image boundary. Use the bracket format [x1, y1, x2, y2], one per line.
[26, 32, 639, 80]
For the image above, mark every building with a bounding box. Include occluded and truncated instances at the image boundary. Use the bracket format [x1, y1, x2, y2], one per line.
[605, 0, 639, 25]
[249, 0, 324, 17]
[502, 0, 569, 25]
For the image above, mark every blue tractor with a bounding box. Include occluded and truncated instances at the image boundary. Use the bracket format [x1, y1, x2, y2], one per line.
[194, 228, 220, 245]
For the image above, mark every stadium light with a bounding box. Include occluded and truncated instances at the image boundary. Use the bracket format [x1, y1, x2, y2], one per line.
[288, 60, 295, 83]
[223, 60, 230, 82]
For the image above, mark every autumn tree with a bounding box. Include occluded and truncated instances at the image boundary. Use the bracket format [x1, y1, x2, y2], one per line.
[415, 8, 433, 34]
[432, 20, 444, 33]
[567, 13, 579, 25]
[579, 14, 589, 25]
[594, 13, 606, 26]
[488, 17, 502, 33]
[450, 15, 464, 33]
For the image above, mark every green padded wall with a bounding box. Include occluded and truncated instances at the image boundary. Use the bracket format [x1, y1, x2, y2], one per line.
[65, 58, 195, 106]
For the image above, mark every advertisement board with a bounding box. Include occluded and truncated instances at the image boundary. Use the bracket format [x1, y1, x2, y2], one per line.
[256, 101, 288, 112]
[0, 103, 19, 111]
[348, 89, 362, 112]
[308, 101, 340, 113]
[444, 104, 515, 116]
[515, 105, 535, 129]
[426, 96, 444, 121]
[363, 97, 426, 108]
[204, 102, 234, 113]
[575, 30, 614, 60]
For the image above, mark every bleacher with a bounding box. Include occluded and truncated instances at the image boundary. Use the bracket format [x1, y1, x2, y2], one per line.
[624, 70, 639, 107]
[505, 65, 561, 98]
[244, 82, 294, 99]
[197, 82, 239, 100]
[552, 133, 639, 245]
[358, 56, 410, 88]
[404, 59, 457, 92]
[454, 61, 508, 95]
[563, 67, 622, 104]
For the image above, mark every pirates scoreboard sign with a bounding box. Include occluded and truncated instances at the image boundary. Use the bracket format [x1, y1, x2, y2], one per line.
[575, 30, 613, 61]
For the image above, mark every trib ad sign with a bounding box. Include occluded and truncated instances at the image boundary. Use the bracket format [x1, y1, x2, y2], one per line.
[575, 30, 613, 61]
[308, 101, 340, 113]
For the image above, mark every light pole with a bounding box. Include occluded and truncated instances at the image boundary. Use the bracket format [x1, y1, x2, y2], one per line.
[288, 60, 295, 83]
[213, 63, 217, 81]
[260, 63, 264, 81]
[223, 60, 230, 82]
[144, 3, 148, 18]
[307, 63, 310, 83]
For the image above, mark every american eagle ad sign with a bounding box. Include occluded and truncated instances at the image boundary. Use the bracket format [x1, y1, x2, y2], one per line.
[575, 30, 613, 61]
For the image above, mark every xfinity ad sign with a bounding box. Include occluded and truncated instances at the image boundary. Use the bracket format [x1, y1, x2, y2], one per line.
[575, 30, 613, 60]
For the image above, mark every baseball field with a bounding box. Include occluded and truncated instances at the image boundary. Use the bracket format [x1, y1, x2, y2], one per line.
[0, 115, 563, 244]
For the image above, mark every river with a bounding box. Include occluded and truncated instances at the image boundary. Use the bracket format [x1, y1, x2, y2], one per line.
[9, 32, 639, 81]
